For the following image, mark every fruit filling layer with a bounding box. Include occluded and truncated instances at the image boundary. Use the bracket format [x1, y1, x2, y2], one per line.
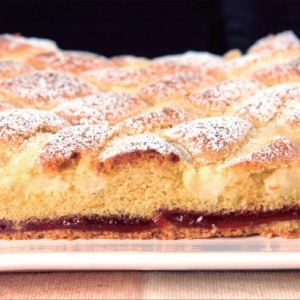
[1, 206, 300, 233]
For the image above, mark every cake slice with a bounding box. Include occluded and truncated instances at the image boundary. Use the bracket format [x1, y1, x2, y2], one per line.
[0, 31, 300, 240]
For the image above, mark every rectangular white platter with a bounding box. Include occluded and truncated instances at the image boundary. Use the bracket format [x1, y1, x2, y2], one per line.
[0, 236, 300, 271]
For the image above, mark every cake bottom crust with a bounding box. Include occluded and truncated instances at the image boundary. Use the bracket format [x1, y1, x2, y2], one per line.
[1, 220, 300, 240]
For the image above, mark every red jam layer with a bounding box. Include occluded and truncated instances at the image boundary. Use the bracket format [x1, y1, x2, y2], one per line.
[158, 206, 300, 229]
[1, 206, 300, 232]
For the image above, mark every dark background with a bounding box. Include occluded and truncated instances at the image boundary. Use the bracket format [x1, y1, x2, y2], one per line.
[1, 0, 300, 58]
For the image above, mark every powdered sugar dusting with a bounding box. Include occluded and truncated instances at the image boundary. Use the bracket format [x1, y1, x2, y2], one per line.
[27, 51, 115, 74]
[52, 92, 148, 125]
[111, 55, 149, 68]
[153, 51, 224, 71]
[0, 108, 69, 144]
[236, 83, 300, 126]
[0, 34, 58, 56]
[114, 107, 196, 136]
[0, 70, 97, 109]
[251, 57, 300, 86]
[0, 61, 35, 78]
[37, 124, 114, 169]
[82, 67, 158, 89]
[0, 100, 14, 111]
[164, 117, 253, 163]
[100, 134, 182, 162]
[185, 79, 264, 114]
[136, 73, 216, 104]
[248, 31, 300, 54]
[226, 136, 299, 167]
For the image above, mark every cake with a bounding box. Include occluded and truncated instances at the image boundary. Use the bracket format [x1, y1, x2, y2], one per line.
[1, 31, 300, 240]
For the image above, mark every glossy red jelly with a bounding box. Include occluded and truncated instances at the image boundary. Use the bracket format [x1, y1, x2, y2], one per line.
[0, 206, 300, 232]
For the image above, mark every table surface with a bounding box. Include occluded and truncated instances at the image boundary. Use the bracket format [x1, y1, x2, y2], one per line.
[1, 271, 300, 299]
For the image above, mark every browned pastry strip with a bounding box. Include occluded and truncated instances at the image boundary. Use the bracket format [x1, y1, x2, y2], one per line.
[177, 78, 266, 117]
[0, 34, 58, 61]
[114, 107, 196, 136]
[0, 70, 97, 109]
[136, 72, 217, 106]
[151, 51, 226, 76]
[111, 55, 150, 68]
[81, 67, 159, 93]
[247, 30, 300, 55]
[26, 51, 115, 75]
[0, 61, 35, 79]
[236, 83, 300, 127]
[52, 92, 148, 125]
[210, 31, 300, 81]
[251, 57, 300, 86]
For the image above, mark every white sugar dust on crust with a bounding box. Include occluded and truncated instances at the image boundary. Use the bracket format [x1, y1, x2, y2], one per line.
[136, 72, 217, 104]
[247, 31, 300, 54]
[99, 134, 182, 162]
[52, 92, 148, 125]
[251, 56, 300, 86]
[0, 61, 35, 79]
[114, 107, 196, 136]
[0, 100, 14, 111]
[164, 117, 254, 163]
[184, 78, 265, 114]
[0, 108, 69, 144]
[236, 83, 300, 127]
[152, 51, 225, 71]
[82, 67, 158, 89]
[36, 124, 115, 168]
[0, 70, 97, 109]
[225, 135, 300, 168]
[0, 34, 58, 54]
[27, 51, 115, 74]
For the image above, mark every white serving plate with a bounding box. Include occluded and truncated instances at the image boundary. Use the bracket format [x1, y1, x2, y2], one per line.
[1, 236, 300, 271]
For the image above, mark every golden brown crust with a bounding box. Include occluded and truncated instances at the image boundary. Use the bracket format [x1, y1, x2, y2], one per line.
[236, 83, 300, 127]
[225, 136, 300, 171]
[111, 55, 150, 68]
[0, 99, 14, 111]
[251, 57, 300, 86]
[0, 70, 98, 109]
[247, 30, 300, 55]
[82, 67, 158, 92]
[136, 73, 217, 105]
[98, 134, 182, 172]
[0, 108, 69, 146]
[114, 107, 196, 136]
[36, 124, 115, 171]
[0, 34, 58, 60]
[181, 79, 265, 117]
[52, 92, 148, 125]
[26, 51, 115, 74]
[0, 60, 35, 79]
[164, 117, 254, 164]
